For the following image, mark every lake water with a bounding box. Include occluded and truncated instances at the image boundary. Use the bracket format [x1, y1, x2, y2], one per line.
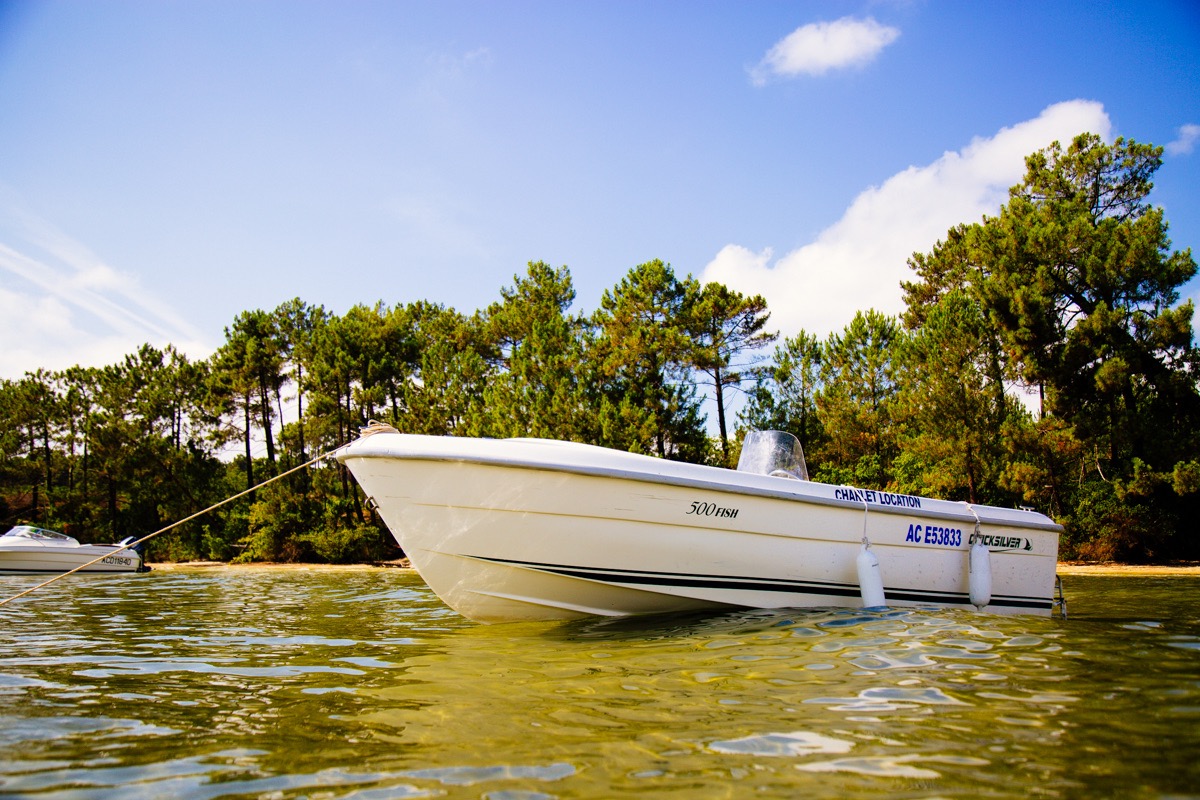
[1, 567, 1197, 799]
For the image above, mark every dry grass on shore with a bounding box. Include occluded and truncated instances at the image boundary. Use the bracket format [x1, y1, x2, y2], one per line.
[1056, 562, 1200, 575]
[147, 559, 413, 571]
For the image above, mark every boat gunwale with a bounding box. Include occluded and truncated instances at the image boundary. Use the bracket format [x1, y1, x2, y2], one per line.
[339, 436, 1064, 534]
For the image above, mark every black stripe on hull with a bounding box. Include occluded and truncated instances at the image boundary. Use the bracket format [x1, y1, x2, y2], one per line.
[467, 555, 1053, 611]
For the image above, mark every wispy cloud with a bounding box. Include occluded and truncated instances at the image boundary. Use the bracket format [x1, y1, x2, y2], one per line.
[750, 17, 900, 85]
[701, 100, 1113, 337]
[0, 199, 212, 378]
[385, 192, 492, 265]
[1166, 123, 1200, 156]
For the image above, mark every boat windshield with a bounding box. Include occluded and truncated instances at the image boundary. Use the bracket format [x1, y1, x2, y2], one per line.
[3, 525, 74, 542]
[736, 430, 809, 481]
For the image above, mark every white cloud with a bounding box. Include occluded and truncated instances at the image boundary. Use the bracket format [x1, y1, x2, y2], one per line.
[1166, 123, 1200, 156]
[427, 45, 493, 79]
[701, 100, 1113, 338]
[0, 286, 146, 379]
[751, 17, 900, 85]
[0, 208, 213, 379]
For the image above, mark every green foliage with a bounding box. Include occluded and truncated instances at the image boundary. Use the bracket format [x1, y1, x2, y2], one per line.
[996, 416, 1083, 521]
[0, 258, 734, 562]
[892, 289, 1020, 504]
[238, 484, 309, 562]
[0, 347, 233, 557]
[4, 135, 1196, 563]
[297, 522, 387, 564]
[399, 301, 490, 436]
[1172, 461, 1200, 496]
[480, 262, 591, 440]
[982, 137, 1197, 467]
[737, 132, 1198, 559]
[906, 134, 1199, 473]
[689, 282, 777, 466]
[590, 260, 710, 461]
[812, 310, 903, 488]
[1066, 479, 1178, 563]
[739, 330, 825, 467]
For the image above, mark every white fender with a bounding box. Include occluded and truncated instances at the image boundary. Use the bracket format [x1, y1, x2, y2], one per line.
[969, 538, 992, 610]
[856, 543, 886, 608]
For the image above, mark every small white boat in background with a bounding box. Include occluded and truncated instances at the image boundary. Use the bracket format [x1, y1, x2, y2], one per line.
[338, 429, 1062, 623]
[0, 526, 146, 574]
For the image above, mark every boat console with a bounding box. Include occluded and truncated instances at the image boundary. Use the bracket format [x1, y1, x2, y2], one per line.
[3, 526, 78, 544]
[736, 430, 809, 481]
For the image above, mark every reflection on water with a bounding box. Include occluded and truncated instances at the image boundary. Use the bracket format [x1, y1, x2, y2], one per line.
[0, 568, 1197, 798]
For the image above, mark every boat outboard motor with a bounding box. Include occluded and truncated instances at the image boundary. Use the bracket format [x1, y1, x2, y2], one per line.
[118, 536, 152, 572]
[737, 430, 809, 481]
[118, 536, 145, 556]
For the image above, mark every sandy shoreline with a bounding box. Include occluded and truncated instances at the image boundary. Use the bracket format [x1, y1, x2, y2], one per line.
[1055, 563, 1200, 575]
[148, 560, 1200, 575]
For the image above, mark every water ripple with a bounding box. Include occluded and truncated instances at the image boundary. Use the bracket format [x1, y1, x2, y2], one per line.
[0, 569, 1197, 798]
[708, 731, 855, 756]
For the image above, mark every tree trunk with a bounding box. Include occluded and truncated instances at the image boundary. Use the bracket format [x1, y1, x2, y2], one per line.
[41, 420, 52, 517]
[965, 442, 978, 504]
[259, 378, 276, 464]
[343, 381, 364, 520]
[714, 365, 729, 466]
[82, 418, 90, 497]
[107, 476, 119, 536]
[296, 366, 306, 461]
[243, 396, 254, 495]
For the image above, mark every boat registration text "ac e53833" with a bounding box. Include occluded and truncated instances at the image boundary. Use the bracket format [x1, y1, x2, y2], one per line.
[904, 523, 963, 547]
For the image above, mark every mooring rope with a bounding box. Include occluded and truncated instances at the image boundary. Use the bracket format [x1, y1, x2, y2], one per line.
[0, 444, 351, 608]
[961, 501, 982, 542]
[359, 419, 399, 436]
[842, 487, 871, 547]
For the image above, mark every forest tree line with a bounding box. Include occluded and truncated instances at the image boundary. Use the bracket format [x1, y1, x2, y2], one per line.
[3, 134, 1197, 563]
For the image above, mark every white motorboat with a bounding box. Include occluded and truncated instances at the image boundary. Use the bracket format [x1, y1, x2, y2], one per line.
[0, 526, 146, 574]
[337, 429, 1062, 622]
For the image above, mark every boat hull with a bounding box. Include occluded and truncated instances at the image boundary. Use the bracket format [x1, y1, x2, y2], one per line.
[339, 434, 1061, 622]
[0, 547, 143, 574]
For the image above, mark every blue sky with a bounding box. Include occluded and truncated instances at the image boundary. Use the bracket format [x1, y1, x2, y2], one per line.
[2, 0, 1198, 380]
